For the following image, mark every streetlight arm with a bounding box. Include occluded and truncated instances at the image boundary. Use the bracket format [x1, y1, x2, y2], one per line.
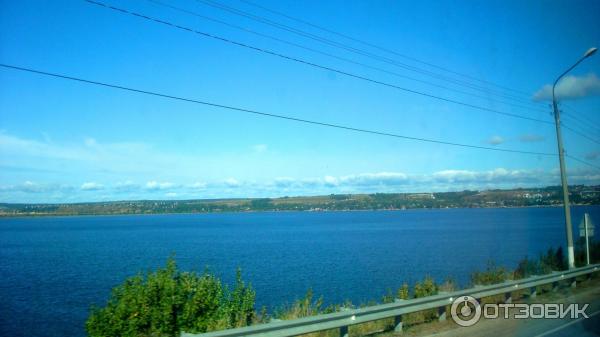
[552, 46, 597, 101]
[552, 56, 587, 102]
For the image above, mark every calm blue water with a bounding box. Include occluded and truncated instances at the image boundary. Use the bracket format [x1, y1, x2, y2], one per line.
[1, 206, 598, 337]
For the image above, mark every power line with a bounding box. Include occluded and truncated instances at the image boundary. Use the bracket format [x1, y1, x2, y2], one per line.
[86, 0, 553, 126]
[4, 63, 599, 171]
[558, 106, 600, 142]
[144, 0, 550, 115]
[238, 0, 536, 98]
[176, 0, 600, 146]
[195, 0, 546, 109]
[90, 1, 600, 148]
[0, 63, 557, 156]
[562, 123, 600, 146]
[562, 104, 600, 133]
[202, 0, 540, 106]
[553, 104, 600, 144]
[562, 115, 600, 139]
[566, 154, 600, 171]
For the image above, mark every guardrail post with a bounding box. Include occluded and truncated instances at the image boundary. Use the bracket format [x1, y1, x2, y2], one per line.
[177, 267, 600, 337]
[570, 278, 577, 288]
[438, 306, 447, 321]
[339, 325, 349, 337]
[530, 286, 537, 298]
[504, 291, 512, 304]
[394, 315, 403, 333]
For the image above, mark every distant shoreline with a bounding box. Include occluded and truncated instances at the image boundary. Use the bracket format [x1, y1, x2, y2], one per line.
[1, 186, 598, 218]
[2, 203, 599, 219]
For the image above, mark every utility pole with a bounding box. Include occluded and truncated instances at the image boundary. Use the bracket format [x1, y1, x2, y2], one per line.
[551, 96, 574, 268]
[551, 47, 596, 269]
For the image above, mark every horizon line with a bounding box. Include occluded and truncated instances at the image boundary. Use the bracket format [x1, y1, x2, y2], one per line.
[2, 183, 598, 206]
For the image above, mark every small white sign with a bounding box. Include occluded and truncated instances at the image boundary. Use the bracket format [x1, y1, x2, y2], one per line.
[579, 217, 595, 237]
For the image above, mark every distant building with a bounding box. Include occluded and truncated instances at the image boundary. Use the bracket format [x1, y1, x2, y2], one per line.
[407, 193, 435, 199]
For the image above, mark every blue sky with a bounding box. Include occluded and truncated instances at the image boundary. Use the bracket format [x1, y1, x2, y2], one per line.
[1, 0, 599, 203]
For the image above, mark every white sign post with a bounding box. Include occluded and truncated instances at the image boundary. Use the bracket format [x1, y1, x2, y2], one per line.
[579, 213, 595, 265]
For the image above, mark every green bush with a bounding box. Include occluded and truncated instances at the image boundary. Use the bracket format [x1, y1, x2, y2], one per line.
[274, 289, 330, 320]
[381, 289, 394, 304]
[397, 283, 409, 300]
[410, 276, 438, 323]
[513, 257, 541, 279]
[437, 277, 456, 292]
[514, 247, 567, 279]
[86, 246, 580, 337]
[413, 276, 437, 298]
[471, 261, 507, 285]
[86, 258, 255, 337]
[539, 247, 566, 272]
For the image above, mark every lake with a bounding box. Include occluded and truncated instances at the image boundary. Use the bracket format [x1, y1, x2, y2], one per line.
[1, 206, 598, 336]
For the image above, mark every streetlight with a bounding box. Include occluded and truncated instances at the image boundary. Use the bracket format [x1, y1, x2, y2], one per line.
[552, 47, 597, 269]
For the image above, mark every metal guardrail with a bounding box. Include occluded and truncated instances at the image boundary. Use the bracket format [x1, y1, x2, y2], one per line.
[182, 264, 600, 337]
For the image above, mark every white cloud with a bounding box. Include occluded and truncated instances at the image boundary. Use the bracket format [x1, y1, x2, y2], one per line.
[224, 178, 240, 187]
[533, 73, 600, 101]
[274, 177, 295, 187]
[19, 181, 49, 193]
[2, 167, 600, 202]
[431, 168, 540, 184]
[0, 132, 84, 160]
[339, 172, 409, 186]
[585, 151, 600, 160]
[298, 178, 321, 187]
[115, 181, 138, 192]
[81, 182, 104, 191]
[486, 136, 505, 145]
[252, 144, 268, 153]
[145, 181, 175, 190]
[0, 181, 74, 194]
[0, 132, 147, 160]
[433, 170, 477, 183]
[1, 134, 599, 202]
[569, 171, 600, 184]
[189, 182, 207, 190]
[323, 176, 339, 187]
[84, 138, 98, 147]
[519, 134, 545, 143]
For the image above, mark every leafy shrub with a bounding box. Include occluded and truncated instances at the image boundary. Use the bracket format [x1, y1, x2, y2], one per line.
[413, 276, 437, 298]
[513, 257, 541, 279]
[539, 247, 566, 272]
[437, 277, 456, 292]
[514, 247, 567, 279]
[410, 276, 438, 322]
[274, 289, 328, 320]
[86, 246, 581, 337]
[86, 258, 255, 337]
[471, 261, 507, 285]
[397, 283, 410, 300]
[381, 288, 395, 304]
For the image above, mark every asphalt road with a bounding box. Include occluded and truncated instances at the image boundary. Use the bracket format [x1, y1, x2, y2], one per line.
[422, 277, 600, 337]
[499, 290, 600, 337]
[529, 309, 600, 337]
